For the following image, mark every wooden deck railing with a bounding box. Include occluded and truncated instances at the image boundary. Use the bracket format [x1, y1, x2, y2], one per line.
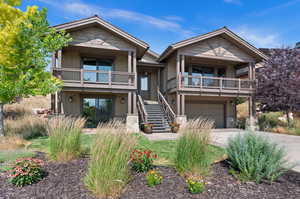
[53, 68, 136, 89]
[177, 73, 255, 92]
[137, 94, 148, 124]
[157, 88, 176, 123]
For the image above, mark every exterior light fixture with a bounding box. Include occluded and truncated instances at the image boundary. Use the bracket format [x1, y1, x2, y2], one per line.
[120, 97, 125, 104]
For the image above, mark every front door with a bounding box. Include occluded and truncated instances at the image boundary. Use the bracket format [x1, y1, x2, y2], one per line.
[82, 97, 113, 127]
[138, 73, 151, 100]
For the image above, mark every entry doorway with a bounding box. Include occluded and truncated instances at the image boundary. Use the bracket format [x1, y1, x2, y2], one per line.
[138, 72, 151, 100]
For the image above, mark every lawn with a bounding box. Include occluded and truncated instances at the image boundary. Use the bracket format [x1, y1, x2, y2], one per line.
[26, 133, 225, 167]
[0, 150, 35, 172]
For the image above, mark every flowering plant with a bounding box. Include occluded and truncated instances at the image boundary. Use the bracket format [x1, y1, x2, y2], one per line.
[130, 149, 157, 172]
[186, 177, 206, 194]
[8, 158, 44, 187]
[146, 170, 163, 187]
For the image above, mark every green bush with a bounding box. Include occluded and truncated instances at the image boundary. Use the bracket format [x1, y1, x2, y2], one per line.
[175, 118, 213, 174]
[47, 117, 85, 161]
[227, 133, 290, 183]
[84, 125, 136, 198]
[9, 158, 44, 186]
[258, 112, 284, 131]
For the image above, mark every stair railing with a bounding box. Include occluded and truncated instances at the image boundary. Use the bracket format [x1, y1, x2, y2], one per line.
[157, 88, 176, 123]
[137, 94, 148, 124]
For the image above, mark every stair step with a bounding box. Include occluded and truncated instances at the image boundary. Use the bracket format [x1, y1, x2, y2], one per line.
[152, 129, 172, 133]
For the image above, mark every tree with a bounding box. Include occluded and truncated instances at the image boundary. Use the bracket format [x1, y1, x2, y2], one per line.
[256, 47, 300, 126]
[0, 0, 71, 136]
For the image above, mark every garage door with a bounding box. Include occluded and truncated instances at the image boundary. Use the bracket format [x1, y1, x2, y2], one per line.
[186, 103, 225, 128]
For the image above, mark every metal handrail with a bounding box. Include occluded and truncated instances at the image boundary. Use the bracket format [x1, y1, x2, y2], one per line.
[157, 87, 176, 123]
[137, 94, 148, 123]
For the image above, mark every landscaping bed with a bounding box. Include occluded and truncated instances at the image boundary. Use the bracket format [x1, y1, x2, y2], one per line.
[1, 153, 299, 199]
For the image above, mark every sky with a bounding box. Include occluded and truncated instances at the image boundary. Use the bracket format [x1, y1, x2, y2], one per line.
[20, 0, 300, 54]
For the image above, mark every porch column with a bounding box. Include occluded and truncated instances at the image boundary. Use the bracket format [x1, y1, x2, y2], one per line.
[176, 92, 180, 116]
[180, 55, 185, 73]
[128, 92, 132, 115]
[128, 51, 132, 72]
[133, 92, 137, 115]
[51, 51, 57, 69]
[176, 53, 180, 89]
[133, 51, 137, 88]
[57, 49, 62, 68]
[181, 94, 185, 115]
[248, 62, 256, 130]
[55, 92, 59, 114]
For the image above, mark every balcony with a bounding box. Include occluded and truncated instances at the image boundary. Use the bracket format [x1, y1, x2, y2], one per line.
[53, 68, 136, 90]
[167, 73, 255, 96]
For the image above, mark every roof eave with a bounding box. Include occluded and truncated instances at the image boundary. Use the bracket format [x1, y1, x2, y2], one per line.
[53, 16, 149, 51]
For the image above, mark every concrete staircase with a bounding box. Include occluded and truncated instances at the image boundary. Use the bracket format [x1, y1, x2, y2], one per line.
[144, 100, 171, 133]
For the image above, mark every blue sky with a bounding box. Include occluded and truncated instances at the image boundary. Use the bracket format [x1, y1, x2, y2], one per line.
[20, 0, 300, 53]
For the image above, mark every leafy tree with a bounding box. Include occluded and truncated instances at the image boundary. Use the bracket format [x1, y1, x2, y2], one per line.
[256, 47, 300, 126]
[0, 0, 71, 136]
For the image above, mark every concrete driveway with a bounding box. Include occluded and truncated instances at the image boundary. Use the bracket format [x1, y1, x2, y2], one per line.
[145, 129, 300, 172]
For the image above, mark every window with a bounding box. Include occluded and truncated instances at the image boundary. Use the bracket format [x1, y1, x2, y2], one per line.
[140, 75, 149, 91]
[83, 58, 113, 83]
[191, 66, 214, 86]
[83, 97, 113, 128]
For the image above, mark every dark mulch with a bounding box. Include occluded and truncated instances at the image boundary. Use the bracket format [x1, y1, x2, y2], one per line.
[0, 153, 96, 199]
[0, 153, 300, 199]
[122, 162, 300, 199]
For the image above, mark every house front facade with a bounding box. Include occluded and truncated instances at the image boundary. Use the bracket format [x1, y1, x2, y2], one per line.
[51, 15, 267, 132]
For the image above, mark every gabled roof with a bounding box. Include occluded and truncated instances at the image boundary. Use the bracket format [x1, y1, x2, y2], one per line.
[147, 49, 160, 58]
[53, 15, 149, 57]
[158, 27, 268, 62]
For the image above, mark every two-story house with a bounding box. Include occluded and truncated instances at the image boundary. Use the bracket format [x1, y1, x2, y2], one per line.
[51, 15, 267, 132]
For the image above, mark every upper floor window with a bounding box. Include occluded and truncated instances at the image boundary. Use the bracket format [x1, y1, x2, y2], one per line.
[83, 58, 113, 83]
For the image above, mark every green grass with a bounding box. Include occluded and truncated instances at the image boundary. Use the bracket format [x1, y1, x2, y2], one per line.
[27, 133, 225, 167]
[0, 150, 35, 172]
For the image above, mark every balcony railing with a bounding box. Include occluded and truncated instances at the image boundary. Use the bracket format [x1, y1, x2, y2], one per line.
[53, 68, 136, 89]
[172, 73, 255, 94]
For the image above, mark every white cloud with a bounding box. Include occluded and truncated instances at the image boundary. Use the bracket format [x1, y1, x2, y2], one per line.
[163, 16, 184, 22]
[224, 0, 241, 5]
[233, 26, 280, 47]
[41, 0, 194, 38]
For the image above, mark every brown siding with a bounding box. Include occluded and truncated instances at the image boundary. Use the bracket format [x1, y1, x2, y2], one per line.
[69, 26, 135, 51]
[178, 36, 255, 62]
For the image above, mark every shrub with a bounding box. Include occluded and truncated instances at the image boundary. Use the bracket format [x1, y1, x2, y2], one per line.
[4, 115, 47, 139]
[130, 149, 157, 172]
[84, 122, 136, 198]
[47, 117, 85, 161]
[227, 133, 290, 183]
[186, 177, 205, 194]
[175, 118, 213, 174]
[8, 158, 44, 187]
[258, 112, 284, 131]
[146, 170, 163, 187]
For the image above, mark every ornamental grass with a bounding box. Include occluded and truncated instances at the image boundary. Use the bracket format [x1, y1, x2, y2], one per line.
[47, 117, 86, 162]
[85, 121, 136, 198]
[175, 118, 214, 175]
